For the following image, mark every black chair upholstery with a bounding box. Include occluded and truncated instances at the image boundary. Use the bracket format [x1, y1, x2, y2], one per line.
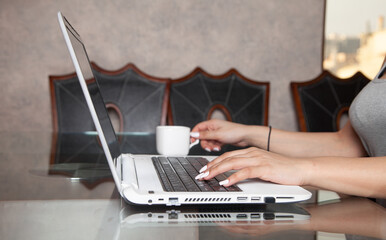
[169, 67, 269, 127]
[291, 70, 370, 132]
[49, 62, 170, 134]
[49, 63, 169, 187]
[168, 67, 270, 155]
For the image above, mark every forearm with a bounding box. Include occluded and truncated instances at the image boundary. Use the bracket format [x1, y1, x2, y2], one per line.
[269, 129, 364, 157]
[303, 156, 386, 198]
[243, 122, 366, 158]
[244, 126, 334, 155]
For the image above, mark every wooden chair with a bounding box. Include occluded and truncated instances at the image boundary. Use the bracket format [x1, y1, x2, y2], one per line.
[291, 70, 370, 132]
[168, 67, 270, 155]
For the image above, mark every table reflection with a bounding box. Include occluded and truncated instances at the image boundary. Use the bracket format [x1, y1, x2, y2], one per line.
[116, 197, 385, 240]
[117, 203, 312, 239]
[120, 203, 310, 226]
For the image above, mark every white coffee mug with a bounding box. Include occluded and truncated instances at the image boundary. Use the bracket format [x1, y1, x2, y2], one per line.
[156, 126, 199, 156]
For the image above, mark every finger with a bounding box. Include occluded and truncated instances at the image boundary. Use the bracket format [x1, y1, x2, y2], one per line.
[193, 129, 220, 141]
[197, 147, 258, 174]
[191, 119, 218, 134]
[211, 141, 222, 152]
[191, 120, 211, 133]
[218, 167, 258, 187]
[204, 155, 257, 181]
[206, 147, 256, 169]
[200, 140, 223, 152]
[191, 120, 223, 141]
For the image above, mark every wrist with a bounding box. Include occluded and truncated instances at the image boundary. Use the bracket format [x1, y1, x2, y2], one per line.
[241, 125, 258, 146]
[243, 125, 271, 149]
[299, 158, 316, 186]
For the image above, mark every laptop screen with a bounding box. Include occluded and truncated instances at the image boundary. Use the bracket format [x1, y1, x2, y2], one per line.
[62, 15, 121, 161]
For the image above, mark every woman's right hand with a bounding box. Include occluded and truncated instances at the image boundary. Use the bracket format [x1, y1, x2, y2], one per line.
[190, 119, 251, 152]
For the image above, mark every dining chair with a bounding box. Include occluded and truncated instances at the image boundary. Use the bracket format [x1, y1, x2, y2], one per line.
[291, 70, 370, 132]
[48, 62, 170, 187]
[49, 62, 170, 134]
[168, 67, 270, 154]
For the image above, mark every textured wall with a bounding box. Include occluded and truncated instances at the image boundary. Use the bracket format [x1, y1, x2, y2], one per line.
[0, 0, 325, 132]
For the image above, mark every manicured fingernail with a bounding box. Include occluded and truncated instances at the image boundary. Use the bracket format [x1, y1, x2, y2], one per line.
[213, 147, 220, 152]
[190, 132, 199, 138]
[195, 171, 209, 180]
[205, 148, 211, 152]
[219, 179, 229, 186]
[195, 172, 204, 179]
[199, 165, 207, 173]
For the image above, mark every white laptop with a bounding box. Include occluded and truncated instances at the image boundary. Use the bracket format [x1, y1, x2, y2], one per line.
[57, 11, 312, 206]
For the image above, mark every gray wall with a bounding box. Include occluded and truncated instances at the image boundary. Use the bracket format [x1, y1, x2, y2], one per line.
[0, 0, 325, 132]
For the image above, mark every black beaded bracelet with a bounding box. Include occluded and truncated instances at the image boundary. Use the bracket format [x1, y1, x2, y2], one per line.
[267, 125, 272, 151]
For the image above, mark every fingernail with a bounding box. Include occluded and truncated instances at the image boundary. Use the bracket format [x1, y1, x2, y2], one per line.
[205, 148, 211, 152]
[219, 179, 229, 186]
[195, 171, 209, 180]
[199, 165, 207, 173]
[213, 147, 220, 152]
[190, 132, 200, 138]
[201, 171, 209, 178]
[195, 172, 205, 180]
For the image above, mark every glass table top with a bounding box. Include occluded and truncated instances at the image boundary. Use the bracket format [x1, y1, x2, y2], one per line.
[0, 131, 385, 240]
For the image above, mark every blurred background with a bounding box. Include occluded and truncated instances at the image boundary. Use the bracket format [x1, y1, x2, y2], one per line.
[324, 0, 386, 78]
[1, 0, 385, 132]
[0, 0, 325, 132]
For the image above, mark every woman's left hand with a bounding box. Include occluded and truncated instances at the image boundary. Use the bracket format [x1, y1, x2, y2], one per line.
[196, 147, 311, 187]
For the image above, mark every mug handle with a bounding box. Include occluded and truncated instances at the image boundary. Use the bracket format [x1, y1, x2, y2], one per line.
[189, 139, 200, 149]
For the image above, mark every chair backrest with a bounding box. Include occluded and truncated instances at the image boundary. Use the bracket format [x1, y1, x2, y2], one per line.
[49, 63, 169, 187]
[168, 67, 270, 129]
[49, 62, 170, 134]
[291, 70, 370, 132]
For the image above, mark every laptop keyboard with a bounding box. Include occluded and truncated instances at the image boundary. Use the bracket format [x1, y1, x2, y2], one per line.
[152, 156, 241, 192]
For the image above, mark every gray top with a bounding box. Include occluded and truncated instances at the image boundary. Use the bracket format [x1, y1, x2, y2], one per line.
[349, 64, 386, 157]
[350, 65, 386, 207]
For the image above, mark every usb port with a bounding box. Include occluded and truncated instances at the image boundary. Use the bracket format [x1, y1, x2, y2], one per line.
[167, 197, 180, 206]
[237, 197, 248, 201]
[250, 213, 261, 219]
[251, 197, 261, 201]
[236, 214, 248, 219]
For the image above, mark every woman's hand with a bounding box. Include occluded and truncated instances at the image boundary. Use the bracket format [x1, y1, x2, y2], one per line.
[190, 119, 252, 152]
[196, 147, 311, 187]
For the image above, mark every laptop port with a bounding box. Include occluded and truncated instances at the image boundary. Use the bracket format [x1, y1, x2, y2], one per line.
[167, 197, 180, 206]
[275, 215, 294, 219]
[263, 213, 275, 220]
[250, 213, 261, 219]
[169, 212, 178, 219]
[264, 197, 276, 203]
[236, 214, 248, 219]
[237, 197, 248, 201]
